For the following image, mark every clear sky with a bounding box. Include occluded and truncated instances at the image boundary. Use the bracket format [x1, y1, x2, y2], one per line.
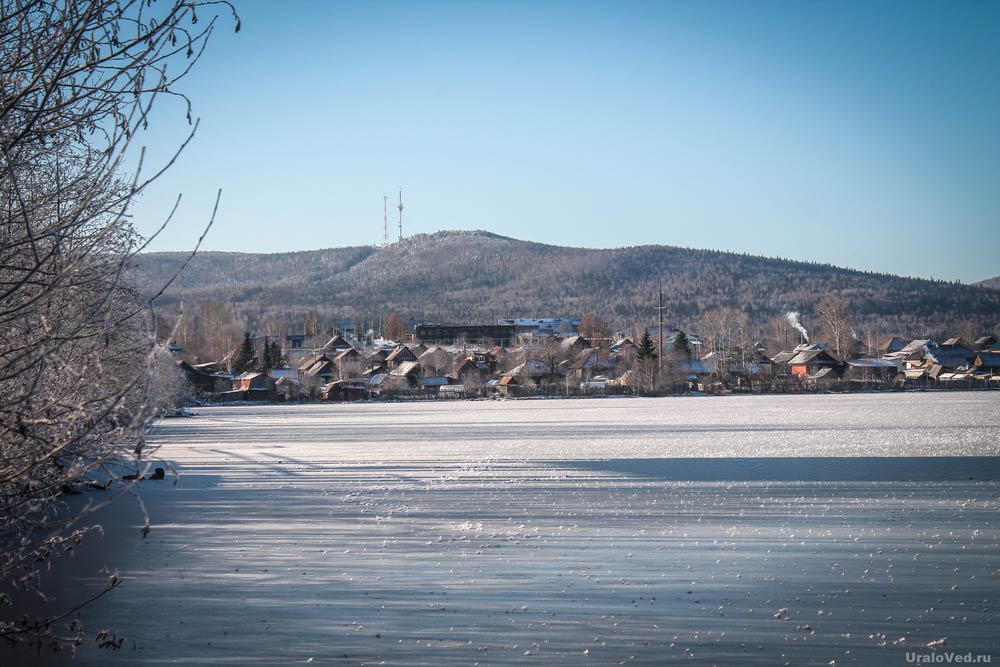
[131, 0, 1000, 283]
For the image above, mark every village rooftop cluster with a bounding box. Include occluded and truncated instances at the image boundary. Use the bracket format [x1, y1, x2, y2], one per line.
[173, 317, 1000, 402]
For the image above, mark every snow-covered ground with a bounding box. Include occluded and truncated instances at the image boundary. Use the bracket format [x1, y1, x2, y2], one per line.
[12, 393, 1000, 665]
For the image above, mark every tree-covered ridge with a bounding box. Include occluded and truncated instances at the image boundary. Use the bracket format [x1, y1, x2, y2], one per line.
[137, 230, 1000, 338]
[975, 276, 1000, 290]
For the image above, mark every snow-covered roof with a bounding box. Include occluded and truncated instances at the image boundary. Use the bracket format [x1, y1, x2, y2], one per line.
[846, 358, 898, 368]
[390, 360, 421, 376]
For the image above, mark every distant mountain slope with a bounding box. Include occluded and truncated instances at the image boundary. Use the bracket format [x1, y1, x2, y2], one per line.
[136, 230, 1000, 336]
[975, 276, 1000, 290]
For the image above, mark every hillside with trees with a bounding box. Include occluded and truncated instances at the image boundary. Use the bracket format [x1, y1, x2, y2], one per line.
[137, 230, 1000, 340]
[976, 276, 1000, 290]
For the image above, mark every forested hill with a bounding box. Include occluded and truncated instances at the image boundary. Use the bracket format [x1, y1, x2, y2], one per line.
[976, 276, 1000, 290]
[136, 230, 1000, 336]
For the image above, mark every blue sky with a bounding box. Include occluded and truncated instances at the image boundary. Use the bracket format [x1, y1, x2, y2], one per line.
[132, 0, 1000, 283]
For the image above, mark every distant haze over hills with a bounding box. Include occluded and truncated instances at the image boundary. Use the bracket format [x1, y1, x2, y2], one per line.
[136, 230, 1000, 337]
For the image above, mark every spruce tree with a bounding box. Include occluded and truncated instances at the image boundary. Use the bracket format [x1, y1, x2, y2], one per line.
[270, 340, 284, 367]
[234, 332, 256, 374]
[673, 331, 692, 359]
[260, 336, 276, 372]
[636, 329, 657, 361]
[635, 329, 658, 393]
[260, 339, 282, 371]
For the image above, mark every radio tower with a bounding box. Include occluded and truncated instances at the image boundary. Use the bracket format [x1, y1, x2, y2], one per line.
[397, 190, 404, 241]
[382, 194, 389, 247]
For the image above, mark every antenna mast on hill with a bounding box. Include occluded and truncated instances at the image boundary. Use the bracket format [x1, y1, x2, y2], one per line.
[382, 194, 389, 247]
[397, 190, 404, 241]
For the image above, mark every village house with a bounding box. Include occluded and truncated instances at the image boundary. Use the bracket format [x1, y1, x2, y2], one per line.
[417, 346, 455, 376]
[332, 347, 364, 378]
[385, 344, 418, 370]
[177, 360, 230, 394]
[232, 372, 276, 400]
[902, 340, 977, 382]
[453, 356, 491, 386]
[275, 375, 304, 401]
[366, 347, 390, 374]
[785, 346, 842, 380]
[878, 336, 907, 355]
[296, 353, 337, 396]
[389, 360, 422, 388]
[421, 375, 452, 396]
[844, 358, 899, 384]
[559, 334, 590, 356]
[495, 375, 521, 396]
[973, 335, 997, 351]
[505, 359, 554, 388]
[321, 334, 354, 354]
[671, 358, 712, 388]
[567, 347, 616, 384]
[974, 351, 1000, 382]
[320, 379, 368, 401]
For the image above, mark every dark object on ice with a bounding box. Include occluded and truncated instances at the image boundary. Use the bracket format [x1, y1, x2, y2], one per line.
[148, 467, 165, 480]
[122, 473, 141, 481]
[87, 480, 110, 490]
[60, 483, 82, 495]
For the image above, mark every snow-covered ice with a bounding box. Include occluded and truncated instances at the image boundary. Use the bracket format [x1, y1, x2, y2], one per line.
[10, 392, 1000, 665]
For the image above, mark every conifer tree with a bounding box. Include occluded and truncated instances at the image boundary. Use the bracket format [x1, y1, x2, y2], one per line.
[636, 329, 657, 361]
[234, 333, 257, 374]
[634, 329, 658, 393]
[673, 331, 692, 359]
[260, 336, 276, 372]
[265, 340, 283, 369]
[259, 339, 282, 371]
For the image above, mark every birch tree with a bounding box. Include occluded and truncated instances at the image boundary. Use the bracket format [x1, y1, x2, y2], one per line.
[814, 295, 854, 360]
[0, 0, 236, 651]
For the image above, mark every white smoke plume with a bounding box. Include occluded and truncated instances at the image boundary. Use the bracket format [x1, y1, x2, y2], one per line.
[786, 311, 809, 342]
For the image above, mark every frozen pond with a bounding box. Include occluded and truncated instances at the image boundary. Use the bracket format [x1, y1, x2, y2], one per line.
[12, 392, 1000, 665]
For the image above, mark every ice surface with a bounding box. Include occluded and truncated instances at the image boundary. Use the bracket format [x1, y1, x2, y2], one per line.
[9, 392, 1000, 665]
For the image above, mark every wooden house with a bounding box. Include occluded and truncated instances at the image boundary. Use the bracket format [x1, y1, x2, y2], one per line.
[974, 335, 997, 351]
[333, 347, 365, 378]
[275, 375, 303, 401]
[177, 360, 227, 394]
[559, 335, 591, 355]
[385, 345, 418, 369]
[567, 347, 615, 383]
[389, 360, 422, 387]
[844, 358, 899, 384]
[418, 346, 455, 376]
[974, 351, 1000, 380]
[321, 334, 353, 354]
[232, 372, 276, 399]
[786, 348, 841, 379]
[320, 380, 368, 401]
[419, 376, 452, 396]
[453, 357, 491, 384]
